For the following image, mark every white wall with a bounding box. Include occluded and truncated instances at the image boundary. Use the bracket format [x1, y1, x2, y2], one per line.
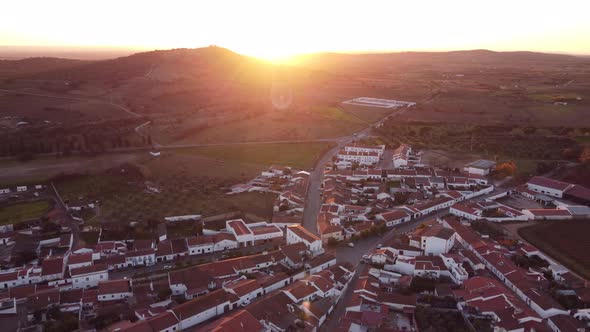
[72, 271, 108, 289]
[98, 291, 132, 301]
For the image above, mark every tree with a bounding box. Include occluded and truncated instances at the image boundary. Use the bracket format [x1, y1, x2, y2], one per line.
[495, 161, 517, 179]
[327, 238, 340, 247]
[157, 288, 172, 301]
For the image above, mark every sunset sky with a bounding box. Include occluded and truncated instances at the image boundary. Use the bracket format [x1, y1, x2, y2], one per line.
[2, 0, 590, 60]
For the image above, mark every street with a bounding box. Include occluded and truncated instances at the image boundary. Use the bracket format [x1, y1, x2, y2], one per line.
[302, 108, 407, 234]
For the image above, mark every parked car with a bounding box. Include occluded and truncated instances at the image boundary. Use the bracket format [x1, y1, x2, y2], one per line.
[376, 244, 383, 249]
[347, 242, 355, 248]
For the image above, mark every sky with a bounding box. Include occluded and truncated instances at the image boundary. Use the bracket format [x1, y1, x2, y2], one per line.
[2, 0, 590, 60]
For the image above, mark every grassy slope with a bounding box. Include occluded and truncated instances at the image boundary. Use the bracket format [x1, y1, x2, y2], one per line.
[519, 220, 590, 280]
[0, 200, 50, 225]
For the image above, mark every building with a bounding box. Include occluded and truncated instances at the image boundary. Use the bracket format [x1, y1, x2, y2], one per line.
[407, 222, 456, 256]
[70, 264, 108, 289]
[97, 279, 132, 302]
[463, 160, 496, 176]
[125, 248, 156, 267]
[527, 177, 573, 198]
[286, 225, 323, 255]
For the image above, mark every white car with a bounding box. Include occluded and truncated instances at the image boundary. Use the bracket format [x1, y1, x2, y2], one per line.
[376, 244, 383, 249]
[347, 242, 355, 248]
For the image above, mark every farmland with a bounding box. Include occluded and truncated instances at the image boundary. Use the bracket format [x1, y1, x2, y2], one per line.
[519, 220, 590, 280]
[174, 142, 335, 170]
[0, 200, 51, 225]
[166, 106, 365, 145]
[52, 147, 286, 224]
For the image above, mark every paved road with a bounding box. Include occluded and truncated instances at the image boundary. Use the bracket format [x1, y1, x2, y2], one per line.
[302, 108, 409, 234]
[322, 209, 449, 331]
[50, 182, 80, 249]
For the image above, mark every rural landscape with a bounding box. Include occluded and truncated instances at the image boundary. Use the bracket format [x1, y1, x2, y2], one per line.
[1, 1, 590, 332]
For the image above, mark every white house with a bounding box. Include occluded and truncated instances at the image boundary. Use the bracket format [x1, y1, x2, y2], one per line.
[187, 236, 214, 255]
[67, 253, 93, 271]
[213, 233, 238, 251]
[344, 144, 385, 157]
[408, 224, 456, 256]
[171, 289, 232, 330]
[70, 264, 109, 289]
[125, 248, 156, 267]
[463, 160, 496, 176]
[223, 278, 263, 306]
[337, 150, 380, 166]
[379, 210, 411, 227]
[392, 144, 411, 168]
[97, 279, 132, 302]
[16, 186, 27, 192]
[286, 225, 323, 255]
[0, 189, 9, 194]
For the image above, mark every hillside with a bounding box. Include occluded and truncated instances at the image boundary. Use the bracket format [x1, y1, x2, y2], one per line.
[1, 47, 590, 151]
[0, 57, 88, 79]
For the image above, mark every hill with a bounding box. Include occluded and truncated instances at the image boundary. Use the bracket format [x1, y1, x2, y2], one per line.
[1, 47, 590, 151]
[0, 57, 88, 79]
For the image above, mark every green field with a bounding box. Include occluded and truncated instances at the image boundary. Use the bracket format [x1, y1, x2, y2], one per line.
[174, 142, 335, 170]
[340, 103, 394, 122]
[519, 220, 590, 280]
[0, 200, 51, 225]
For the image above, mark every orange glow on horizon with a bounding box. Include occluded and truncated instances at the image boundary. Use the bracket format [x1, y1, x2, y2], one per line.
[1, 0, 589, 60]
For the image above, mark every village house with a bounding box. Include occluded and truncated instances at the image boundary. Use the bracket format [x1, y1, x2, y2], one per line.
[187, 236, 214, 255]
[463, 159, 496, 176]
[286, 225, 323, 255]
[125, 248, 156, 267]
[70, 263, 108, 289]
[97, 279, 132, 302]
[408, 222, 456, 256]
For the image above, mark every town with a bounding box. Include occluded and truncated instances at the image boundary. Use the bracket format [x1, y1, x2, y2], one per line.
[1, 99, 590, 332]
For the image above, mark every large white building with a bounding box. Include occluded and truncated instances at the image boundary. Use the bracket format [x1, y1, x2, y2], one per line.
[526, 176, 573, 198]
[463, 160, 496, 176]
[408, 223, 456, 256]
[392, 144, 411, 168]
[286, 225, 323, 255]
[336, 144, 385, 166]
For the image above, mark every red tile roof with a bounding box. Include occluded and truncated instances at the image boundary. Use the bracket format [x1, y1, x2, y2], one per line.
[41, 256, 64, 276]
[526, 209, 572, 217]
[67, 253, 92, 265]
[223, 279, 261, 297]
[171, 289, 231, 320]
[70, 263, 108, 277]
[98, 279, 130, 295]
[288, 225, 320, 243]
[228, 219, 253, 236]
[528, 176, 571, 191]
[200, 310, 263, 332]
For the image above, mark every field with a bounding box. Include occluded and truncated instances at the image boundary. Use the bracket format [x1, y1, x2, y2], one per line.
[165, 107, 365, 145]
[55, 168, 276, 224]
[0, 92, 132, 125]
[519, 220, 590, 280]
[52, 147, 288, 224]
[340, 103, 397, 123]
[174, 142, 335, 170]
[0, 153, 147, 186]
[0, 200, 50, 225]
